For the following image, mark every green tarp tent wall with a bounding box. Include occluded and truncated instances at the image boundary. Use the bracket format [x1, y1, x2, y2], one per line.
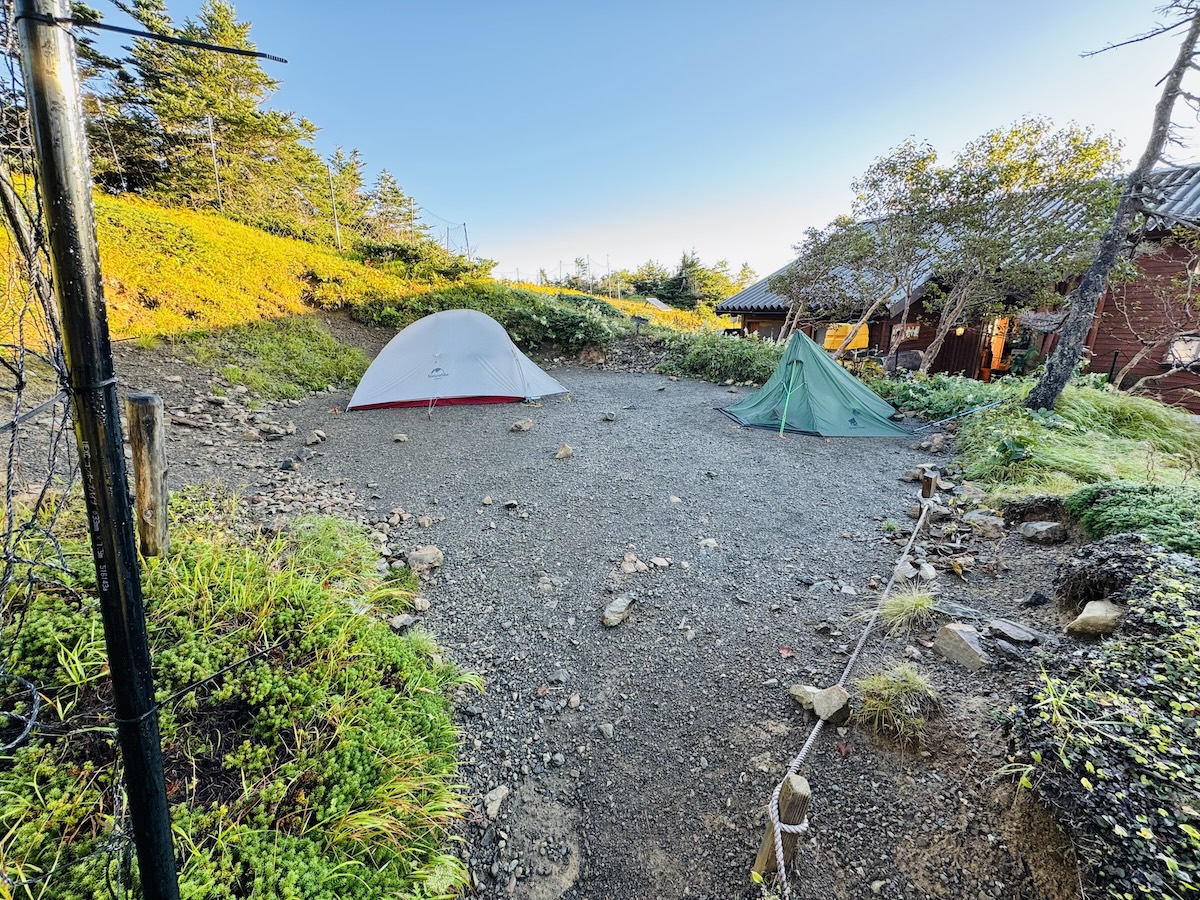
[721, 330, 910, 437]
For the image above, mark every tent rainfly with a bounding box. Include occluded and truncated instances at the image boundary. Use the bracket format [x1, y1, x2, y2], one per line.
[347, 309, 568, 410]
[721, 330, 909, 437]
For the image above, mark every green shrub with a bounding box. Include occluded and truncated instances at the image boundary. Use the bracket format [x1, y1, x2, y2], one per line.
[1010, 545, 1200, 899]
[1064, 481, 1200, 555]
[655, 329, 783, 383]
[867, 371, 1017, 420]
[354, 281, 615, 352]
[0, 493, 475, 899]
[177, 316, 368, 400]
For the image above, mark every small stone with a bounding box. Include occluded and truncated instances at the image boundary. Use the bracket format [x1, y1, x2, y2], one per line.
[929, 433, 946, 452]
[393, 433, 409, 442]
[987, 618, 1039, 644]
[388, 613, 417, 631]
[413, 597, 431, 612]
[933, 623, 990, 671]
[568, 693, 581, 709]
[484, 785, 510, 819]
[1019, 588, 1054, 608]
[994, 638, 1024, 660]
[240, 428, 262, 442]
[313, 429, 326, 441]
[305, 431, 323, 446]
[918, 562, 937, 581]
[482, 495, 493, 505]
[601, 411, 616, 422]
[669, 496, 682, 504]
[417, 515, 434, 528]
[598, 723, 614, 739]
[1019, 521, 1068, 544]
[280, 458, 297, 471]
[905, 645, 921, 660]
[963, 509, 1006, 540]
[812, 685, 851, 724]
[698, 537, 718, 550]
[899, 469, 922, 483]
[871, 880, 887, 895]
[296, 446, 315, 461]
[601, 595, 635, 627]
[164, 374, 183, 383]
[510, 418, 534, 432]
[407, 545, 444, 569]
[555, 443, 573, 459]
[1065, 600, 1123, 637]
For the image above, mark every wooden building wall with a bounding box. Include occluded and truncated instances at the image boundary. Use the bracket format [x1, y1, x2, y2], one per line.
[1084, 239, 1200, 412]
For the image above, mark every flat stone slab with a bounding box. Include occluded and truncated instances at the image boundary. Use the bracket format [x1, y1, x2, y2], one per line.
[933, 623, 991, 671]
[987, 618, 1040, 644]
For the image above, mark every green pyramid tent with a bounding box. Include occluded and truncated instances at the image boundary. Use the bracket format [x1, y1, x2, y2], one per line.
[721, 330, 910, 437]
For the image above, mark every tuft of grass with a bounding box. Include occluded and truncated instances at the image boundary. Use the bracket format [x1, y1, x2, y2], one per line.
[0, 488, 476, 899]
[872, 373, 1200, 498]
[872, 585, 938, 635]
[855, 663, 939, 746]
[177, 316, 368, 399]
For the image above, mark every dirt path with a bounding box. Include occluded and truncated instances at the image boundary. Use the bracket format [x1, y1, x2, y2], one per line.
[112, 338, 1080, 900]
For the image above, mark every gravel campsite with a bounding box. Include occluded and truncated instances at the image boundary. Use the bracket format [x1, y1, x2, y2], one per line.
[113, 336, 1086, 900]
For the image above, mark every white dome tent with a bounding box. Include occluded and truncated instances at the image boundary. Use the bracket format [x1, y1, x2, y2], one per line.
[347, 309, 568, 410]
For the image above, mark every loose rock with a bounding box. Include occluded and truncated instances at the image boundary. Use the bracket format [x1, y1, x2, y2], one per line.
[484, 785, 510, 819]
[555, 443, 573, 459]
[393, 433, 409, 442]
[933, 623, 990, 671]
[1019, 521, 1068, 544]
[601, 595, 635, 627]
[407, 545, 444, 570]
[510, 418, 534, 432]
[1065, 599, 1123, 637]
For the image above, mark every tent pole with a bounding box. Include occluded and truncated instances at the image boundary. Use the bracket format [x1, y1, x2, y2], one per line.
[779, 361, 800, 437]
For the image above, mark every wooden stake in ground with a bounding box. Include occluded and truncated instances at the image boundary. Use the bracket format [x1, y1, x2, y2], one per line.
[127, 393, 169, 557]
[753, 774, 812, 878]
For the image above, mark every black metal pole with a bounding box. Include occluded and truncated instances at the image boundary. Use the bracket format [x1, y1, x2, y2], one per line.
[1108, 349, 1120, 384]
[14, 2, 180, 897]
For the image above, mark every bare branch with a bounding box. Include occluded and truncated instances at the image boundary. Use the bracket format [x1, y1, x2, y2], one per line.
[1083, 18, 1190, 57]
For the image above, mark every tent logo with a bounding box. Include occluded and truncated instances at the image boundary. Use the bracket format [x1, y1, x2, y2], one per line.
[428, 366, 449, 379]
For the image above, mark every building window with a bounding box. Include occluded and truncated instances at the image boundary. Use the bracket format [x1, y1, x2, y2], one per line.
[1164, 334, 1200, 367]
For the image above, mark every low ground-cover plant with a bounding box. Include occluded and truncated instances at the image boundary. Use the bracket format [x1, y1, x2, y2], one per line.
[0, 492, 475, 899]
[1008, 541, 1200, 899]
[1064, 481, 1200, 556]
[654, 328, 783, 384]
[177, 316, 368, 400]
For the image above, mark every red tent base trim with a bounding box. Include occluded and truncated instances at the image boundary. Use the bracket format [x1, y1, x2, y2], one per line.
[348, 395, 525, 411]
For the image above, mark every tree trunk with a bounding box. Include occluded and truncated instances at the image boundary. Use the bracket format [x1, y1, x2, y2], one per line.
[830, 281, 897, 360]
[918, 281, 971, 373]
[1112, 340, 1165, 388]
[1026, 9, 1200, 410]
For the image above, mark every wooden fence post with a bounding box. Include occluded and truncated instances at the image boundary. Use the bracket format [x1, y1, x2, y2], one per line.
[127, 393, 169, 556]
[753, 774, 812, 878]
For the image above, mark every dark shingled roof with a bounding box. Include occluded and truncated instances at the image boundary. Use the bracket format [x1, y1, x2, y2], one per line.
[718, 164, 1200, 319]
[714, 261, 793, 314]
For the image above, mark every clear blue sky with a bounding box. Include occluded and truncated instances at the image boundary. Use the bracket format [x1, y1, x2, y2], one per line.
[101, 1, 1191, 282]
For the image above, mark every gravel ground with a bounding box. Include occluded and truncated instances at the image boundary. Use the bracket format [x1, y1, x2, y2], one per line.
[108, 340, 1083, 900]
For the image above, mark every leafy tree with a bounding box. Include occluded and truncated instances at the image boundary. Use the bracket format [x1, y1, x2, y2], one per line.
[1028, 2, 1200, 409]
[916, 118, 1122, 372]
